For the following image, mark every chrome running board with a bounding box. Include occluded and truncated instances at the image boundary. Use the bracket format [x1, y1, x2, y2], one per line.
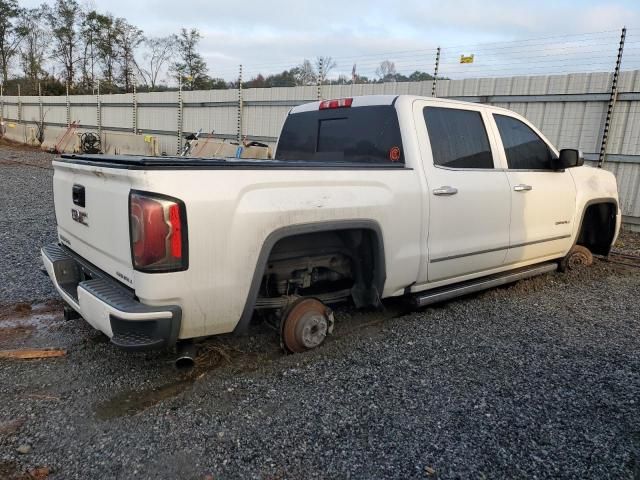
[411, 262, 558, 308]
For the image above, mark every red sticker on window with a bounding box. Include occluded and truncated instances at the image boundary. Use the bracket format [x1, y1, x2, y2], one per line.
[389, 146, 401, 162]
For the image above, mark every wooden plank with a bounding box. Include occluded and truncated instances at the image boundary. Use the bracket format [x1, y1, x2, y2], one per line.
[0, 349, 66, 359]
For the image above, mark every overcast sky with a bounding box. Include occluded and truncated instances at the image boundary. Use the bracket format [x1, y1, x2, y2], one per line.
[19, 0, 640, 82]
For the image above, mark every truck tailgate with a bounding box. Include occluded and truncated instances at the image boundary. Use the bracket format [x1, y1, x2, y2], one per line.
[53, 160, 135, 287]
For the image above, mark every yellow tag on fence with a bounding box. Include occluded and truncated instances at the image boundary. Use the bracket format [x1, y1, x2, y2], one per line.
[144, 135, 152, 143]
[460, 54, 474, 64]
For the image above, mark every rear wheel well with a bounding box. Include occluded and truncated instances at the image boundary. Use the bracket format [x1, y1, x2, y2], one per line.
[260, 227, 384, 308]
[577, 202, 617, 256]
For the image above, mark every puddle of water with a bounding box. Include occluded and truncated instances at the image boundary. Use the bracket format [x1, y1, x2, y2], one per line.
[0, 302, 63, 328]
[0, 302, 64, 347]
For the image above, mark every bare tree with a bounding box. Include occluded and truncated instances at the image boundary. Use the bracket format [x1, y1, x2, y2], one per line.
[295, 59, 316, 86]
[315, 56, 336, 83]
[0, 0, 24, 84]
[137, 36, 175, 89]
[375, 60, 397, 82]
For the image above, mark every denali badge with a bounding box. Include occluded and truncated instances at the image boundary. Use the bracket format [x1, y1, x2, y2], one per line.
[71, 208, 89, 226]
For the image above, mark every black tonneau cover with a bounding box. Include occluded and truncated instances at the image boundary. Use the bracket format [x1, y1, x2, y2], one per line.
[57, 154, 408, 170]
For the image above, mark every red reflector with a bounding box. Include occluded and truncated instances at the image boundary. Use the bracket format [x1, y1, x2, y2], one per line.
[389, 146, 401, 162]
[319, 98, 353, 110]
[168, 203, 182, 258]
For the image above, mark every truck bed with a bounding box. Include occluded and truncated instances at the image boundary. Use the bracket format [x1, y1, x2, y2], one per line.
[58, 154, 408, 170]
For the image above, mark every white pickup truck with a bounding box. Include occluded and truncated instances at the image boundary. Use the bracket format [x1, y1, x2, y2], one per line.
[42, 95, 621, 356]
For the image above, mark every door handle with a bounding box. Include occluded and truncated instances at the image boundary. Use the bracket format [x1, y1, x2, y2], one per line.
[513, 184, 533, 192]
[433, 186, 458, 196]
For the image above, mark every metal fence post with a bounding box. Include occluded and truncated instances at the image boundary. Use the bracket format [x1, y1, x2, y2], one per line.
[0, 83, 4, 126]
[17, 84, 21, 124]
[598, 26, 626, 168]
[237, 64, 243, 144]
[432, 47, 441, 97]
[177, 76, 183, 155]
[96, 81, 102, 139]
[65, 82, 70, 127]
[38, 83, 43, 125]
[132, 80, 138, 135]
[317, 57, 324, 101]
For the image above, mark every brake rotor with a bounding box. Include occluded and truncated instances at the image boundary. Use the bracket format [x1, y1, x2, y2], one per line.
[282, 298, 333, 353]
[567, 245, 593, 269]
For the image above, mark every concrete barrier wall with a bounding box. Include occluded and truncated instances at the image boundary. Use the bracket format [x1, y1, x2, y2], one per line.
[101, 131, 159, 156]
[187, 139, 271, 159]
[2, 122, 37, 145]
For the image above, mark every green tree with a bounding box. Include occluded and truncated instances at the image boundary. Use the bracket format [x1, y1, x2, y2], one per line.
[79, 10, 108, 91]
[0, 0, 24, 84]
[94, 13, 119, 88]
[18, 7, 49, 92]
[46, 0, 81, 88]
[407, 70, 434, 81]
[170, 28, 209, 90]
[115, 18, 143, 91]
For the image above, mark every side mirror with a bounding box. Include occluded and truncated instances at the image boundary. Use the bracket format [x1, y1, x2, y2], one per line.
[553, 149, 584, 170]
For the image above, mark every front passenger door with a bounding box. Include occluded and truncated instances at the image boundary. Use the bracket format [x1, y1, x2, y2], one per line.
[492, 113, 576, 264]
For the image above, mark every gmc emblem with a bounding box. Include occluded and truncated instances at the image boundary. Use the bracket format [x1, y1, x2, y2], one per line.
[71, 208, 89, 226]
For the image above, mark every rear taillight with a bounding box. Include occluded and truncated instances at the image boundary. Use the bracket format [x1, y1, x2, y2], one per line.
[129, 191, 188, 272]
[319, 98, 353, 110]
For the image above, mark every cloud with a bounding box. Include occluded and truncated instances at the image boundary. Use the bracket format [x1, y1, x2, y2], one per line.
[19, 0, 640, 81]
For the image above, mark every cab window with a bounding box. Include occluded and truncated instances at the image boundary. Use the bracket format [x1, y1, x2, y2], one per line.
[494, 114, 554, 170]
[423, 107, 494, 169]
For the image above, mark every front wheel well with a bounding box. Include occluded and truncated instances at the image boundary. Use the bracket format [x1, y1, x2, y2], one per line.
[576, 202, 617, 256]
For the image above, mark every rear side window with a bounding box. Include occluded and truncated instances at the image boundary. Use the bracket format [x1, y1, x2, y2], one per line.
[494, 114, 553, 170]
[276, 105, 404, 164]
[423, 107, 494, 169]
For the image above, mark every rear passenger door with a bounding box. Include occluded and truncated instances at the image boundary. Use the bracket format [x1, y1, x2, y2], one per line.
[490, 113, 576, 264]
[414, 101, 512, 282]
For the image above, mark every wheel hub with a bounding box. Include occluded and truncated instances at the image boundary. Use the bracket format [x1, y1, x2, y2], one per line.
[298, 311, 328, 349]
[281, 298, 333, 353]
[568, 251, 589, 268]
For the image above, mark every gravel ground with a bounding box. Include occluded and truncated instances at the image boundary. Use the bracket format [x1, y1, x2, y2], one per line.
[0, 140, 57, 306]
[1, 143, 639, 479]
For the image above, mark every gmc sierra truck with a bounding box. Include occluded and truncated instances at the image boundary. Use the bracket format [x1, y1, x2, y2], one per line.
[42, 95, 621, 356]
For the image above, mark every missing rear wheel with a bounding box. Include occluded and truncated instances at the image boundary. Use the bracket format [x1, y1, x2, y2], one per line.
[281, 298, 334, 353]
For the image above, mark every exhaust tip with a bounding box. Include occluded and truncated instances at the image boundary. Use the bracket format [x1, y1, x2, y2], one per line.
[175, 343, 197, 370]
